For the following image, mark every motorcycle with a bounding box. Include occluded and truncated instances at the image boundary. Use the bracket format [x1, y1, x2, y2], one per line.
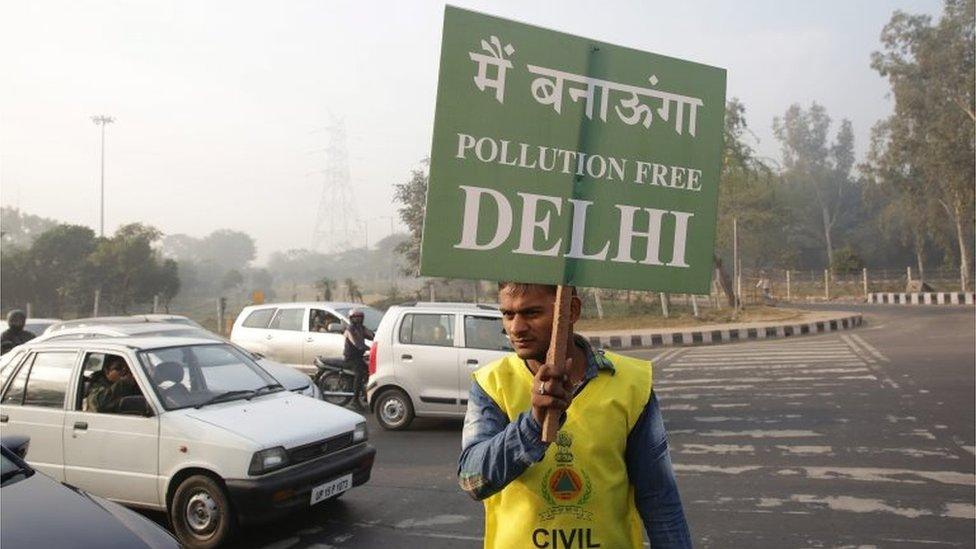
[312, 353, 368, 409]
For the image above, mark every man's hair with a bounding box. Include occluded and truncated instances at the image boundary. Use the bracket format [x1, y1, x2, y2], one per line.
[497, 282, 577, 297]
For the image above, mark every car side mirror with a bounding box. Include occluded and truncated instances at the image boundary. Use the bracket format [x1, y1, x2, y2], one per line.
[326, 323, 344, 334]
[119, 395, 152, 417]
[0, 435, 30, 459]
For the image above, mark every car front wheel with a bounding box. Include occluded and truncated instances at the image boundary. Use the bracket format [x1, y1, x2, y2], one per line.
[375, 388, 415, 431]
[170, 474, 236, 549]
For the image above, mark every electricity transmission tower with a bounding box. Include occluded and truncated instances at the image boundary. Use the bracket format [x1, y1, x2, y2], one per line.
[311, 118, 360, 253]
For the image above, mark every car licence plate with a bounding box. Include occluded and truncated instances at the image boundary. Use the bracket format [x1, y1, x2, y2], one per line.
[310, 474, 352, 506]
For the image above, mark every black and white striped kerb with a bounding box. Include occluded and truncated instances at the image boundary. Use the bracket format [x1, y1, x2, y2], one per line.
[867, 292, 975, 305]
[585, 314, 864, 350]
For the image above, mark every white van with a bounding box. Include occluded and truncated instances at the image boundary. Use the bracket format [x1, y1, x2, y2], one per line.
[0, 337, 374, 548]
[230, 302, 382, 371]
[366, 302, 512, 430]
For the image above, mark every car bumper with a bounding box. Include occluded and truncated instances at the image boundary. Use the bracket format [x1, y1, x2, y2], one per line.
[225, 442, 375, 524]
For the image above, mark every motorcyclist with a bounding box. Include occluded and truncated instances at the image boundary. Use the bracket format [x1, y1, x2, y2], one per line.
[343, 309, 374, 408]
[1, 310, 35, 355]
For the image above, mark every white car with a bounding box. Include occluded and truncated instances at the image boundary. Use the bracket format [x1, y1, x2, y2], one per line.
[45, 314, 204, 333]
[18, 322, 322, 400]
[231, 302, 382, 371]
[366, 302, 511, 430]
[0, 337, 375, 549]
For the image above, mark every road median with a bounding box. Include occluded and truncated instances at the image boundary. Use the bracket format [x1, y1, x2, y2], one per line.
[579, 310, 863, 350]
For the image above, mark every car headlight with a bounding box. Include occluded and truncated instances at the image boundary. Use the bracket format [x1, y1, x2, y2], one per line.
[249, 446, 289, 476]
[353, 421, 368, 443]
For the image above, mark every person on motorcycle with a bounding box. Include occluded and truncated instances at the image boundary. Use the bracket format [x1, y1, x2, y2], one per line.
[344, 309, 374, 407]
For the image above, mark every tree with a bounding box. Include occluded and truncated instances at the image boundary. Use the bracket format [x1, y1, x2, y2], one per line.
[220, 269, 245, 292]
[715, 99, 788, 306]
[28, 225, 99, 316]
[392, 159, 429, 275]
[155, 259, 181, 311]
[89, 224, 173, 313]
[773, 103, 858, 269]
[316, 277, 335, 301]
[344, 278, 363, 303]
[871, 0, 975, 289]
[200, 230, 256, 272]
[0, 207, 58, 249]
[863, 118, 941, 280]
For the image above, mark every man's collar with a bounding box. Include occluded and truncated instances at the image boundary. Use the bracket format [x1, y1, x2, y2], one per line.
[573, 333, 615, 380]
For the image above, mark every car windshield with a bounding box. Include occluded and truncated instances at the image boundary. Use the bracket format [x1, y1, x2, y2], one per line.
[138, 344, 279, 410]
[334, 307, 383, 332]
[1, 450, 31, 487]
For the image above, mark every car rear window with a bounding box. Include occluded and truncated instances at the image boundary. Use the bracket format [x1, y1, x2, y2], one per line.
[464, 316, 512, 351]
[242, 308, 277, 328]
[268, 308, 304, 331]
[398, 314, 455, 347]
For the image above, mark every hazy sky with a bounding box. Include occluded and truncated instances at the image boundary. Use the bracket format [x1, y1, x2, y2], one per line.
[0, 0, 941, 264]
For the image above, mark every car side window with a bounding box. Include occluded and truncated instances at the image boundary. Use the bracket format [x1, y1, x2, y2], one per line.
[309, 309, 340, 332]
[23, 352, 75, 408]
[243, 308, 277, 328]
[399, 314, 455, 347]
[268, 308, 304, 331]
[464, 316, 512, 351]
[1, 356, 33, 406]
[79, 353, 146, 414]
[0, 350, 27, 390]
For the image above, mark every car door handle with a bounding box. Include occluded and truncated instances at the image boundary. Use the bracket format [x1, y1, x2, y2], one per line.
[265, 334, 273, 340]
[305, 337, 313, 342]
[466, 359, 479, 365]
[401, 354, 412, 360]
[0, 414, 7, 423]
[73, 421, 88, 430]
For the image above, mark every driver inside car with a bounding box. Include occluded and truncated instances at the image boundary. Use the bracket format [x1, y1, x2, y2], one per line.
[86, 355, 142, 413]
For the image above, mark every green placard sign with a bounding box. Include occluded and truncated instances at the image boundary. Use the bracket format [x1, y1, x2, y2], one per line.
[420, 6, 726, 293]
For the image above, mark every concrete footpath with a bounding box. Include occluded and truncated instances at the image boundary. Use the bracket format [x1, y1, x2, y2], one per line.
[579, 310, 863, 350]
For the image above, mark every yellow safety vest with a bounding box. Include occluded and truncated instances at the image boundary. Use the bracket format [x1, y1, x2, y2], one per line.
[473, 351, 652, 549]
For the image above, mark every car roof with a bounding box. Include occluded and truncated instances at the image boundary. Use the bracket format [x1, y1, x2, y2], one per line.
[46, 323, 203, 337]
[52, 314, 192, 325]
[23, 336, 225, 352]
[243, 301, 370, 310]
[392, 302, 500, 311]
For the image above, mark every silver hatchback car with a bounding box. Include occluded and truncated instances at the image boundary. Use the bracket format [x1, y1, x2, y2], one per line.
[230, 302, 382, 372]
[366, 302, 512, 430]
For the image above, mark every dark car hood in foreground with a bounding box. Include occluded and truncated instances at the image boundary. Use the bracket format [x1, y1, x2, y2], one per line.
[1, 471, 178, 549]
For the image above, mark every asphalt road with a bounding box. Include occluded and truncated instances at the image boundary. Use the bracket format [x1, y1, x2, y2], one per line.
[224, 304, 974, 548]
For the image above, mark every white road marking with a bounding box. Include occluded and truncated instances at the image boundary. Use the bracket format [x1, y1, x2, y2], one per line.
[850, 333, 890, 362]
[698, 430, 823, 438]
[677, 443, 756, 455]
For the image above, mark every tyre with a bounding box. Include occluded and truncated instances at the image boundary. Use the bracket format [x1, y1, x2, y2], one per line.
[169, 474, 236, 549]
[318, 372, 353, 406]
[374, 388, 414, 431]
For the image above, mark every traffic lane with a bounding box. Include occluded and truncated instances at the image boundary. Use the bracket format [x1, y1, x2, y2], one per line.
[235, 416, 483, 549]
[630, 333, 975, 547]
[802, 303, 975, 453]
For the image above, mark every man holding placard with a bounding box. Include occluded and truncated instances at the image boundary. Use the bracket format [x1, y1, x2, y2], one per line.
[458, 282, 692, 548]
[423, 6, 725, 547]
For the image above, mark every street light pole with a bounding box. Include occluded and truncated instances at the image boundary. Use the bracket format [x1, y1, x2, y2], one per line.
[91, 115, 115, 237]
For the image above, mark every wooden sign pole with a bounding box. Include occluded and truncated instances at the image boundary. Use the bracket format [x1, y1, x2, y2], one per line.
[542, 284, 573, 443]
